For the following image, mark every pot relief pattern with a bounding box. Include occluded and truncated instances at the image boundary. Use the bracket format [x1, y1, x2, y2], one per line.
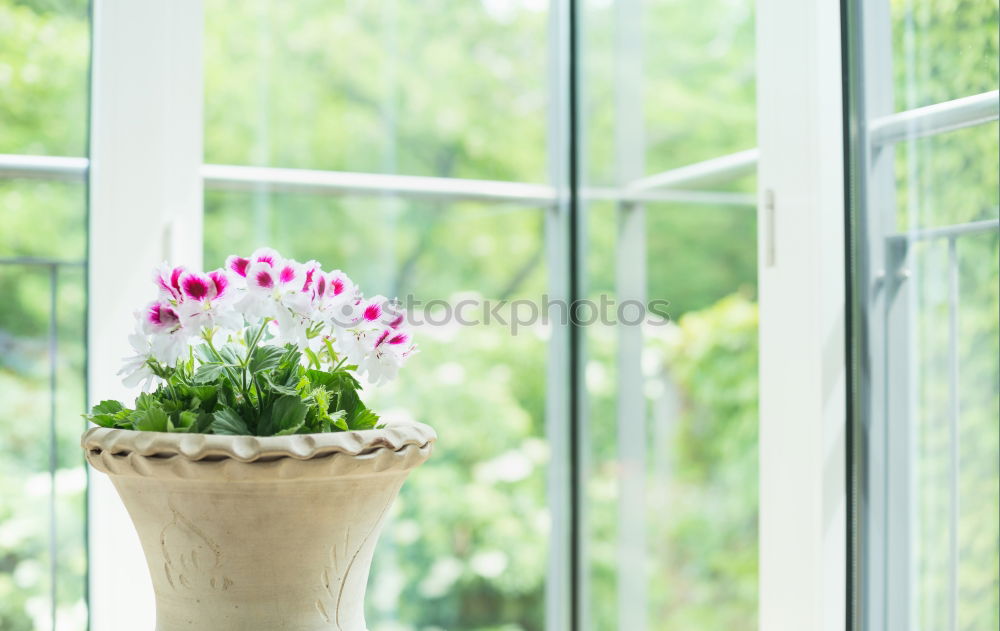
[315, 495, 395, 628]
[160, 499, 233, 593]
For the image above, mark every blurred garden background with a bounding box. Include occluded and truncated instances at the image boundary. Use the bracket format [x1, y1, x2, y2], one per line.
[0, 0, 997, 630]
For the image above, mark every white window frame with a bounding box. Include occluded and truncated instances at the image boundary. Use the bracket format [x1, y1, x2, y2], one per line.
[87, 1, 203, 628]
[756, 0, 847, 630]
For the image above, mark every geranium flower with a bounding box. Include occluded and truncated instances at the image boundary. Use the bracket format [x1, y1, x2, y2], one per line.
[118, 328, 159, 391]
[116, 248, 416, 400]
[225, 247, 281, 284]
[337, 295, 392, 361]
[153, 264, 187, 302]
[175, 269, 242, 333]
[137, 300, 190, 365]
[237, 257, 303, 318]
[312, 269, 357, 328]
[142, 301, 181, 335]
[358, 328, 417, 385]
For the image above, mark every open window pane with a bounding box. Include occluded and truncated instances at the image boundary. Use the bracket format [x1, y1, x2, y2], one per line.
[0, 1, 90, 157]
[579, 0, 757, 628]
[203, 190, 550, 629]
[847, 0, 999, 629]
[204, 0, 550, 182]
[0, 2, 91, 630]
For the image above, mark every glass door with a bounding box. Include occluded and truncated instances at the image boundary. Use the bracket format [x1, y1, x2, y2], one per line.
[198, 1, 760, 629]
[845, 0, 1000, 629]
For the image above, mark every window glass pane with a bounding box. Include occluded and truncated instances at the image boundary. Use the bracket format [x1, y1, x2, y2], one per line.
[580, 0, 757, 627]
[582, 0, 756, 184]
[0, 0, 90, 156]
[890, 0, 999, 109]
[204, 191, 549, 629]
[0, 1, 90, 630]
[849, 1, 999, 629]
[204, 0, 550, 181]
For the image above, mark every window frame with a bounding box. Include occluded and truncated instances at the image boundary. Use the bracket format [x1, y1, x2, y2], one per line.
[756, 1, 848, 629]
[87, 1, 204, 628]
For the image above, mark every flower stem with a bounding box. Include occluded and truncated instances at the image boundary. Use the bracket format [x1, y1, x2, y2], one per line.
[204, 334, 249, 404]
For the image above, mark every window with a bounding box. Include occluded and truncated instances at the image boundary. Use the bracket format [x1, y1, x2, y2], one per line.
[845, 0, 1000, 629]
[580, 1, 757, 629]
[200, 1, 759, 629]
[9, 0, 994, 629]
[202, 3, 553, 628]
[0, 1, 91, 630]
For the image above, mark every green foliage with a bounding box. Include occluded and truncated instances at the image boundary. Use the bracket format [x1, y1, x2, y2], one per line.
[84, 340, 381, 436]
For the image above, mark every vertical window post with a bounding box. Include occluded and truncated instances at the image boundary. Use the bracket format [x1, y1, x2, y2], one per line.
[87, 1, 203, 629]
[613, 1, 647, 629]
[756, 0, 847, 629]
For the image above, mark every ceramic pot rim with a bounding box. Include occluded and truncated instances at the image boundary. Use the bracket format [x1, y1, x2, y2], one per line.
[82, 422, 436, 464]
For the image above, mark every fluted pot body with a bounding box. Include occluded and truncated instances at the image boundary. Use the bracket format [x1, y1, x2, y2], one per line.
[82, 423, 436, 631]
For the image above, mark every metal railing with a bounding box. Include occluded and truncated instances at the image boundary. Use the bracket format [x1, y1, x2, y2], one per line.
[0, 256, 86, 631]
[870, 90, 1000, 146]
[2, 154, 756, 206]
[3, 89, 995, 208]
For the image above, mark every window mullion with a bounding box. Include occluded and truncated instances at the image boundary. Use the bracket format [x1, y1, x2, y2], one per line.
[87, 1, 204, 629]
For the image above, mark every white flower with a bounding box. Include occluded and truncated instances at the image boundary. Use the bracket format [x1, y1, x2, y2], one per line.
[118, 330, 159, 391]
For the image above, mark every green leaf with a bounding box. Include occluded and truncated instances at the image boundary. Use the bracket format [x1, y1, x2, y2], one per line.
[91, 400, 124, 415]
[347, 401, 379, 431]
[85, 413, 118, 428]
[219, 344, 244, 366]
[194, 362, 226, 383]
[211, 407, 250, 435]
[262, 373, 299, 396]
[194, 345, 218, 364]
[135, 392, 157, 411]
[259, 395, 308, 436]
[192, 412, 215, 433]
[249, 344, 285, 375]
[329, 409, 348, 431]
[303, 347, 322, 369]
[134, 406, 168, 432]
[306, 369, 361, 391]
[85, 400, 134, 428]
[244, 323, 267, 347]
[188, 385, 218, 410]
[177, 410, 198, 429]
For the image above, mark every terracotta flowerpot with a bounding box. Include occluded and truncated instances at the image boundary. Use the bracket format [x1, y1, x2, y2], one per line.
[82, 423, 436, 631]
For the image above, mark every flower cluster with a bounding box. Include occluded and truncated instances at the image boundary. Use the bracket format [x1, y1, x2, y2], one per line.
[122, 247, 416, 391]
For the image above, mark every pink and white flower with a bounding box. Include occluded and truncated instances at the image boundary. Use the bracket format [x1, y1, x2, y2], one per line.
[225, 247, 281, 285]
[153, 264, 187, 301]
[142, 301, 181, 335]
[120, 248, 415, 390]
[312, 269, 357, 328]
[175, 269, 242, 333]
[337, 295, 394, 362]
[358, 327, 417, 385]
[139, 301, 190, 365]
[338, 295, 417, 383]
[238, 258, 305, 318]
